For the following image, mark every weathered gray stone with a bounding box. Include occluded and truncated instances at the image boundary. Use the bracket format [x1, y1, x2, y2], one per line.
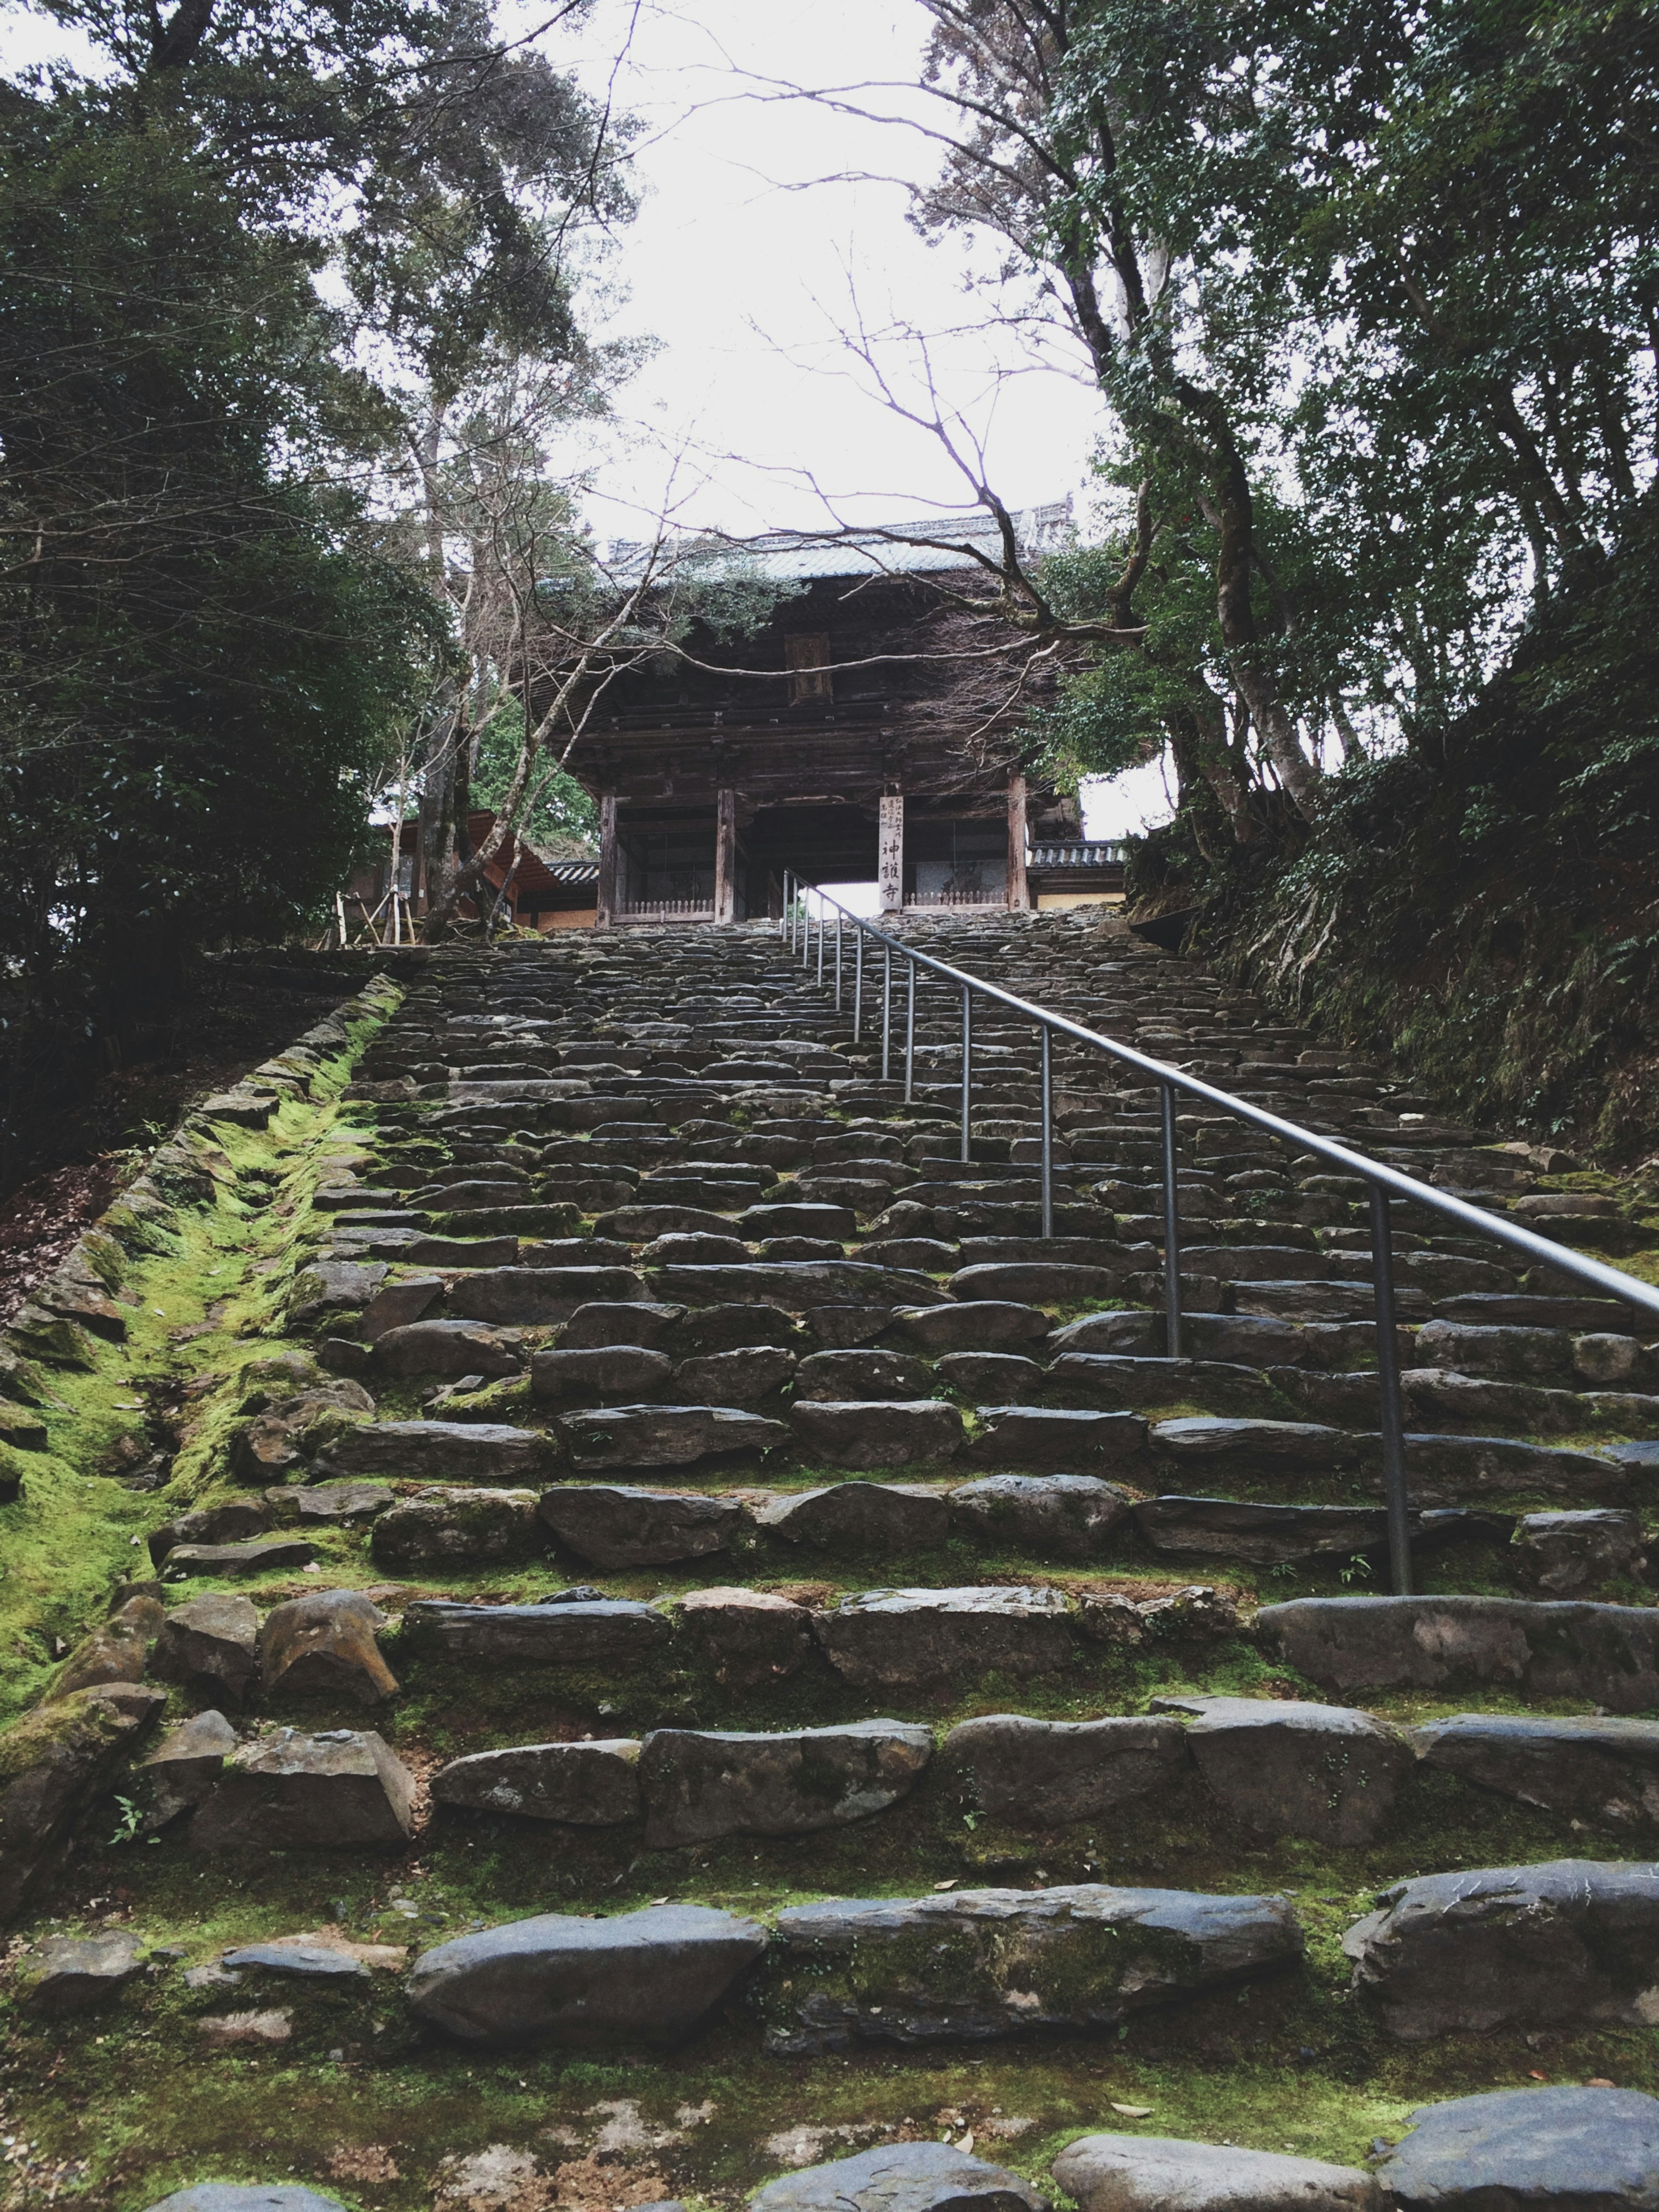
[0, 1684, 164, 1925]
[20, 1929, 145, 2015]
[1048, 1311, 1166, 1357]
[886, 1303, 1049, 1353]
[43, 1594, 164, 1700]
[948, 1261, 1126, 1305]
[538, 1484, 745, 1568]
[288, 1261, 388, 1327]
[190, 1727, 416, 1849]
[948, 1475, 1133, 1558]
[372, 1321, 522, 1379]
[601, 1205, 740, 1241]
[1052, 1355, 1278, 1418]
[311, 1420, 553, 1483]
[816, 1586, 1073, 1688]
[793, 1349, 934, 1401]
[1513, 1510, 1646, 1595]
[652, 1262, 951, 1309]
[966, 1406, 1147, 1469]
[1151, 1695, 1412, 1846]
[752, 2142, 1045, 2212]
[767, 1882, 1303, 2051]
[1391, 1433, 1630, 1507]
[143, 2185, 348, 2212]
[1075, 1585, 1239, 1647]
[136, 1707, 238, 1827]
[1414, 1712, 1659, 1826]
[936, 1352, 1046, 1400]
[1375, 2086, 1659, 2212]
[788, 1399, 964, 1467]
[676, 1587, 812, 1687]
[219, 1943, 368, 1981]
[558, 1301, 686, 1350]
[286, 1481, 394, 1524]
[359, 1276, 443, 1341]
[808, 1304, 900, 1350]
[431, 1739, 642, 1824]
[758, 1482, 949, 1550]
[1256, 1596, 1659, 1712]
[673, 1346, 797, 1404]
[230, 1392, 365, 1484]
[671, 1303, 801, 1355]
[638, 1719, 933, 1846]
[737, 1202, 856, 1239]
[149, 1500, 270, 1564]
[369, 1487, 542, 1566]
[1134, 1498, 1394, 1567]
[553, 1403, 786, 1468]
[405, 1902, 768, 2045]
[162, 1536, 317, 1579]
[152, 1594, 260, 1702]
[447, 1267, 646, 1325]
[531, 1345, 675, 1402]
[1052, 2135, 1379, 2212]
[1153, 1417, 1351, 1470]
[258, 1589, 398, 1707]
[946, 1714, 1189, 1826]
[402, 1598, 669, 1666]
[1344, 1858, 1659, 2038]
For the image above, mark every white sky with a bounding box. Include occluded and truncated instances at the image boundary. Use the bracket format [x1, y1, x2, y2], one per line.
[0, 0, 1175, 838]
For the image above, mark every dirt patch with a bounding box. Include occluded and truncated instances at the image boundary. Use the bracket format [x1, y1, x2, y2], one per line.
[328, 2146, 402, 2183]
[0, 1157, 127, 1329]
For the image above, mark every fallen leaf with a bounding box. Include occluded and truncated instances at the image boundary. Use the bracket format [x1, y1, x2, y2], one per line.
[1110, 2104, 1154, 2118]
[1527, 2071, 1548, 2083]
[957, 2133, 975, 2155]
[1587, 2079, 1615, 2089]
[932, 1880, 958, 1891]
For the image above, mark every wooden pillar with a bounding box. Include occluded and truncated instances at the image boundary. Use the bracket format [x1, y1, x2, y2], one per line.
[596, 794, 619, 928]
[714, 787, 737, 925]
[878, 791, 904, 912]
[1007, 770, 1031, 909]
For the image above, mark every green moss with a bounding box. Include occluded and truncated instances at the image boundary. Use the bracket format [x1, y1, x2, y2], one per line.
[0, 990, 399, 1727]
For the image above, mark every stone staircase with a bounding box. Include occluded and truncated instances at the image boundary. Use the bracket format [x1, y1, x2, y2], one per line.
[9, 909, 1659, 2212]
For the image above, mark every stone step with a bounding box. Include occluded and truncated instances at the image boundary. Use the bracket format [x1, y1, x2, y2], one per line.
[1258, 1594, 1659, 1707]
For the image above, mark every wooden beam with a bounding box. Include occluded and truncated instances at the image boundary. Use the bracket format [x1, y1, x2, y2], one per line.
[878, 791, 904, 912]
[1007, 770, 1030, 909]
[596, 794, 618, 928]
[713, 786, 737, 924]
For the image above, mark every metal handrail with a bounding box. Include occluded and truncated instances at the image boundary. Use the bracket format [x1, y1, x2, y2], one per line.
[780, 871, 1659, 1598]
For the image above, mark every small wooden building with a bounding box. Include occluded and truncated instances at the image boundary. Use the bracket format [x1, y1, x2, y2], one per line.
[344, 814, 599, 935]
[559, 510, 1126, 925]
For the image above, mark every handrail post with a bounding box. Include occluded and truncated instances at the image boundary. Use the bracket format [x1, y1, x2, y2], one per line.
[784, 871, 791, 948]
[1371, 1185, 1414, 1595]
[1039, 1024, 1054, 1238]
[834, 913, 843, 1010]
[904, 959, 916, 1104]
[881, 945, 892, 1084]
[960, 985, 973, 1163]
[1161, 1081, 1182, 1357]
[853, 930, 864, 1041]
[816, 900, 824, 986]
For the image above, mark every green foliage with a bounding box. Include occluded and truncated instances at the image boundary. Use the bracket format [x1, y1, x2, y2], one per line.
[925, 0, 1659, 838]
[470, 703, 597, 854]
[0, 89, 446, 1042]
[1175, 484, 1659, 1161]
[0, 0, 631, 1085]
